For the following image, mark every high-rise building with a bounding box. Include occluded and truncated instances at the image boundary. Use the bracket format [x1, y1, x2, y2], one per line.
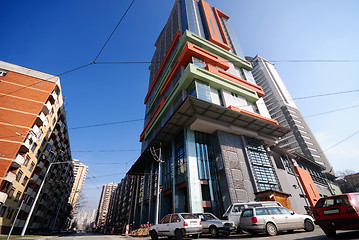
[96, 182, 118, 228]
[0, 61, 74, 234]
[126, 0, 292, 227]
[68, 159, 88, 212]
[247, 55, 335, 178]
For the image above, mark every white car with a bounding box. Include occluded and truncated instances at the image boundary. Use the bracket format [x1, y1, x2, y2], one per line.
[239, 207, 315, 236]
[193, 213, 236, 237]
[150, 213, 202, 240]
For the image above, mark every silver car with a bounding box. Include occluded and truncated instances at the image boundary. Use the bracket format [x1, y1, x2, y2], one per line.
[193, 213, 236, 237]
[239, 207, 315, 236]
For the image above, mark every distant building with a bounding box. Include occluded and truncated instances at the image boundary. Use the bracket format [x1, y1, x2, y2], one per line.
[96, 182, 117, 228]
[0, 61, 74, 234]
[68, 159, 88, 211]
[247, 55, 335, 179]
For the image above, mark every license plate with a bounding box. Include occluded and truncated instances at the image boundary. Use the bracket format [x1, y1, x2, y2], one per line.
[190, 221, 198, 225]
[323, 209, 339, 214]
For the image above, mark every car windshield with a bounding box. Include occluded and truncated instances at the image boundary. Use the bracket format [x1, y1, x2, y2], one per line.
[203, 213, 218, 220]
[181, 213, 198, 219]
[315, 195, 350, 208]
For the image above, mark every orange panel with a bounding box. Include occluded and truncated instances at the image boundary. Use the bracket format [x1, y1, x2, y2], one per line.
[144, 31, 182, 104]
[0, 95, 44, 114]
[295, 166, 321, 208]
[160, 42, 229, 96]
[1, 81, 52, 103]
[0, 124, 27, 143]
[2, 71, 55, 92]
[212, 7, 231, 50]
[206, 64, 265, 97]
[0, 108, 37, 128]
[228, 105, 279, 125]
[140, 97, 167, 141]
[199, 0, 230, 50]
[0, 141, 21, 161]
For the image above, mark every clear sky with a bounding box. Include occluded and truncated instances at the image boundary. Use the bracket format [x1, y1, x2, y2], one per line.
[1, 0, 358, 211]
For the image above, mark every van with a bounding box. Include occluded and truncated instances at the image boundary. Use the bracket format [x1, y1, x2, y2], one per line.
[222, 201, 282, 231]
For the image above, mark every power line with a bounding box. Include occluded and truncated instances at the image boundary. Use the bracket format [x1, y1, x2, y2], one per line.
[304, 104, 359, 118]
[68, 118, 143, 130]
[93, 0, 136, 63]
[293, 89, 359, 100]
[320, 130, 359, 154]
[72, 149, 139, 153]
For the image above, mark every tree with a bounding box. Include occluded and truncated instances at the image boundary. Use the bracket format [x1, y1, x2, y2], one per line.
[335, 169, 359, 193]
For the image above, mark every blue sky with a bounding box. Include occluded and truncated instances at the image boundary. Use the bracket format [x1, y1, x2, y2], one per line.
[1, 0, 358, 211]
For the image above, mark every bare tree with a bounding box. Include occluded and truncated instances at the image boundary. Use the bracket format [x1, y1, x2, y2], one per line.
[336, 169, 359, 193]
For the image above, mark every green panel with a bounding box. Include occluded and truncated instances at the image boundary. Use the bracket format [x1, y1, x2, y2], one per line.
[144, 64, 259, 140]
[147, 30, 253, 114]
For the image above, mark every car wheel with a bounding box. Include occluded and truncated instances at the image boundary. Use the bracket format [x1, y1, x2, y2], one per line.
[304, 219, 315, 232]
[266, 222, 277, 236]
[150, 230, 158, 240]
[210, 226, 219, 238]
[192, 233, 200, 239]
[323, 229, 336, 237]
[175, 229, 183, 240]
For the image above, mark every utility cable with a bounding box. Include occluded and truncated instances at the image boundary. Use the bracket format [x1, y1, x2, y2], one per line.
[68, 118, 143, 130]
[93, 0, 136, 63]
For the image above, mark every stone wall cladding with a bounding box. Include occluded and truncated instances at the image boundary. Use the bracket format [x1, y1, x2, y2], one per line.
[213, 131, 255, 208]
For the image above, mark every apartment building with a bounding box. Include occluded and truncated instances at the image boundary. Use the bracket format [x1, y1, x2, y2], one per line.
[68, 159, 88, 212]
[96, 182, 118, 229]
[0, 61, 74, 234]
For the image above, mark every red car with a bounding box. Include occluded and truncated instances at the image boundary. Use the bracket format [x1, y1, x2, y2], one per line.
[313, 193, 359, 237]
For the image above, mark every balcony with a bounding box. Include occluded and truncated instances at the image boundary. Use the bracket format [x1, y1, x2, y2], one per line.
[30, 125, 42, 139]
[36, 161, 45, 169]
[19, 137, 33, 152]
[25, 188, 36, 198]
[30, 173, 41, 185]
[35, 112, 49, 127]
[3, 172, 16, 183]
[53, 128, 59, 136]
[49, 92, 58, 104]
[0, 191, 8, 204]
[11, 154, 25, 168]
[48, 139, 54, 146]
[42, 101, 53, 115]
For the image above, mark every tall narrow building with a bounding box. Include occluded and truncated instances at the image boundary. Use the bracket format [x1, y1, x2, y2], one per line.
[68, 159, 88, 212]
[96, 182, 118, 229]
[247, 55, 335, 178]
[0, 61, 74, 234]
[126, 0, 291, 227]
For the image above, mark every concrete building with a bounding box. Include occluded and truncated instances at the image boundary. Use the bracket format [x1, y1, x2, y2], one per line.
[68, 159, 88, 212]
[130, 0, 290, 226]
[247, 55, 335, 178]
[0, 61, 74, 234]
[96, 182, 118, 228]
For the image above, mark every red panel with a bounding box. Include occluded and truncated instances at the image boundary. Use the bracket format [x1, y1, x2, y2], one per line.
[295, 166, 321, 208]
[144, 31, 181, 104]
[213, 7, 231, 50]
[140, 97, 166, 141]
[199, 0, 230, 50]
[206, 64, 265, 97]
[228, 105, 279, 125]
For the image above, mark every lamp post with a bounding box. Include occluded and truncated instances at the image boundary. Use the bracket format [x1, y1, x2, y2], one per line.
[150, 145, 163, 225]
[21, 161, 73, 236]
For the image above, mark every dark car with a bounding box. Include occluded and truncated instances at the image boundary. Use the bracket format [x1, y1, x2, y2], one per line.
[313, 193, 359, 237]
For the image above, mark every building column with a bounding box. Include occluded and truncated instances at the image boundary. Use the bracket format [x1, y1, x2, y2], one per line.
[185, 127, 203, 213]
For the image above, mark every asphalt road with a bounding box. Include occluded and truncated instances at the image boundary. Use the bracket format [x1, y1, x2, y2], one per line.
[50, 228, 359, 240]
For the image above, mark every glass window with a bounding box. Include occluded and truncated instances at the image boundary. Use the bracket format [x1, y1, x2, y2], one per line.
[242, 209, 253, 217]
[171, 214, 180, 223]
[22, 176, 29, 186]
[24, 156, 30, 166]
[6, 207, 14, 219]
[256, 208, 269, 216]
[31, 143, 37, 152]
[14, 191, 22, 202]
[232, 205, 245, 212]
[278, 207, 292, 215]
[196, 81, 212, 102]
[16, 170, 23, 182]
[0, 206, 7, 217]
[161, 215, 171, 224]
[267, 207, 282, 215]
[8, 187, 15, 199]
[29, 162, 35, 171]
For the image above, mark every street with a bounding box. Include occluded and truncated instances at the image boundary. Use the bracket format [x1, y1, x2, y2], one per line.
[42, 228, 359, 240]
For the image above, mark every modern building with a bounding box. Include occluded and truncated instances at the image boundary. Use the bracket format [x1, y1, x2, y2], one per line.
[96, 182, 118, 228]
[68, 159, 88, 212]
[128, 0, 291, 226]
[0, 61, 74, 234]
[247, 55, 335, 178]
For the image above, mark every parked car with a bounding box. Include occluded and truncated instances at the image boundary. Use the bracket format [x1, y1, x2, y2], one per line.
[313, 193, 359, 237]
[223, 201, 282, 232]
[149, 213, 202, 240]
[239, 206, 315, 236]
[193, 213, 236, 237]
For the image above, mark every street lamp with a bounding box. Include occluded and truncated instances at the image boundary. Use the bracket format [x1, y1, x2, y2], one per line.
[21, 161, 73, 236]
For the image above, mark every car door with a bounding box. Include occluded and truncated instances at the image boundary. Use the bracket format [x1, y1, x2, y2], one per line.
[169, 214, 180, 235]
[278, 207, 299, 229]
[239, 208, 254, 230]
[229, 204, 245, 226]
[157, 215, 171, 236]
[196, 214, 209, 233]
[267, 207, 287, 230]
